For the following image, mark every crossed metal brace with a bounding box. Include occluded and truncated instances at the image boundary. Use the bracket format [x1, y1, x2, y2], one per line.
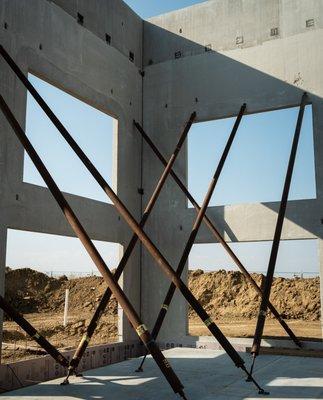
[0, 84, 187, 398]
[0, 43, 305, 397]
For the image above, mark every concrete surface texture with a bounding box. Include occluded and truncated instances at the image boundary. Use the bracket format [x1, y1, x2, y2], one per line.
[0, 0, 143, 345]
[141, 0, 323, 339]
[0, 0, 323, 360]
[1, 348, 323, 399]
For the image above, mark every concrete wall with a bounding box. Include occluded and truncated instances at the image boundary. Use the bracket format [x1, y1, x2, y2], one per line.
[141, 0, 323, 340]
[0, 0, 322, 368]
[0, 340, 143, 392]
[49, 0, 143, 69]
[0, 0, 144, 348]
[145, 0, 323, 66]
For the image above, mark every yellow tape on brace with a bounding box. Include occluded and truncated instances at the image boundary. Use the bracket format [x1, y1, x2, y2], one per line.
[33, 333, 41, 340]
[204, 318, 213, 327]
[81, 334, 90, 344]
[161, 304, 169, 311]
[136, 324, 147, 336]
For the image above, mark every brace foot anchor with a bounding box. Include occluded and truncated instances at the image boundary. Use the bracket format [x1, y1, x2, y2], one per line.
[135, 367, 143, 372]
[258, 388, 270, 395]
[60, 378, 70, 386]
[241, 365, 268, 395]
[61, 368, 73, 385]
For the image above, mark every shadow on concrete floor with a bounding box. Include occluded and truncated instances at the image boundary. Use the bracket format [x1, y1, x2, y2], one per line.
[1, 348, 323, 399]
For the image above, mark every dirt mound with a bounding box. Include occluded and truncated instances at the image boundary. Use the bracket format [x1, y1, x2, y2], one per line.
[4, 268, 320, 322]
[5, 268, 62, 313]
[188, 270, 320, 321]
[4, 268, 117, 316]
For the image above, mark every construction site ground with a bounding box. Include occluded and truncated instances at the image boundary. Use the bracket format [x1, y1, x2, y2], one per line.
[1, 268, 321, 363]
[2, 347, 323, 399]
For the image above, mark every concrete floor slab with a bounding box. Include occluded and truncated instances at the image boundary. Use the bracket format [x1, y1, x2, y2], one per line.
[0, 348, 322, 399]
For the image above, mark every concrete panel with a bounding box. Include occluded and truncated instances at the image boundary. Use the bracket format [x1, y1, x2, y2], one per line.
[192, 200, 320, 244]
[0, 0, 143, 343]
[1, 0, 322, 369]
[141, 0, 323, 341]
[0, 340, 143, 392]
[145, 0, 323, 66]
[1, 348, 323, 399]
[50, 0, 143, 68]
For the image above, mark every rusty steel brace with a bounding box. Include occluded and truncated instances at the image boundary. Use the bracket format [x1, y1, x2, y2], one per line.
[0, 44, 265, 396]
[249, 93, 308, 378]
[134, 105, 244, 372]
[0, 295, 69, 368]
[134, 119, 302, 350]
[0, 94, 187, 399]
[65, 112, 196, 380]
[136, 104, 268, 395]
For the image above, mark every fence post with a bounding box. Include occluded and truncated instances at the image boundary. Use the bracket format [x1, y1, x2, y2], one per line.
[63, 289, 69, 327]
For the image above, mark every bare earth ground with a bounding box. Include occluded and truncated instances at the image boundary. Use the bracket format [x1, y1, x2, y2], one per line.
[2, 311, 118, 363]
[1, 268, 321, 363]
[2, 314, 321, 363]
[189, 318, 322, 339]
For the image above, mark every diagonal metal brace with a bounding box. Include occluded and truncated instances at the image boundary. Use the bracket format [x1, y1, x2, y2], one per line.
[0, 295, 69, 367]
[66, 111, 196, 376]
[250, 93, 308, 375]
[134, 118, 301, 349]
[0, 93, 186, 398]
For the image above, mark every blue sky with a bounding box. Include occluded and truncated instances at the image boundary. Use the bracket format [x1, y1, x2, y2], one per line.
[123, 0, 206, 18]
[23, 75, 114, 203]
[188, 106, 316, 206]
[4, 0, 320, 277]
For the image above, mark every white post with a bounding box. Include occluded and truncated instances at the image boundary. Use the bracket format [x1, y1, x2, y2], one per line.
[63, 289, 69, 327]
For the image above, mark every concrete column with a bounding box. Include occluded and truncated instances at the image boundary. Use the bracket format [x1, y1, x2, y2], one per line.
[0, 228, 7, 363]
[312, 98, 323, 339]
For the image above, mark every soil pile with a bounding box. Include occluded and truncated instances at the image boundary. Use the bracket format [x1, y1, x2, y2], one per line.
[4, 268, 117, 316]
[188, 269, 320, 321]
[4, 268, 320, 321]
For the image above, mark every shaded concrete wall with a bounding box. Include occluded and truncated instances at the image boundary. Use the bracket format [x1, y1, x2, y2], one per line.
[141, 0, 323, 340]
[0, 340, 143, 392]
[0, 0, 144, 350]
[49, 0, 143, 68]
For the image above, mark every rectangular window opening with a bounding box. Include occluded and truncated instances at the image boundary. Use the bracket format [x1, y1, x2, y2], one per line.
[23, 73, 117, 203]
[2, 229, 123, 364]
[188, 239, 320, 340]
[187, 105, 316, 207]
